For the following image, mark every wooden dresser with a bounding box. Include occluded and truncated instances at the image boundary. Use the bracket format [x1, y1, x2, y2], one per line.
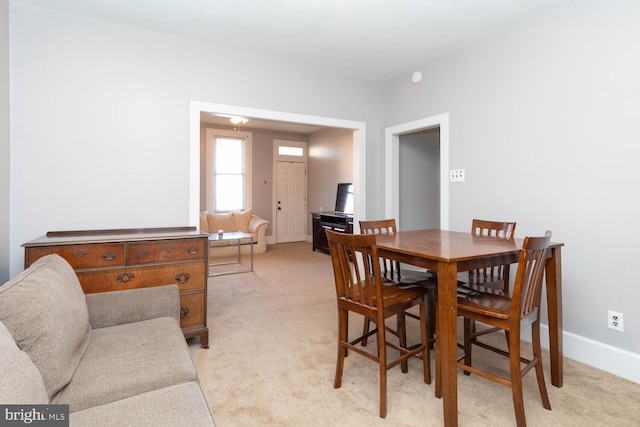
[23, 226, 209, 348]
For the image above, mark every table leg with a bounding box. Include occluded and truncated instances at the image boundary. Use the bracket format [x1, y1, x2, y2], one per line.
[250, 235, 254, 272]
[545, 246, 563, 387]
[438, 261, 458, 427]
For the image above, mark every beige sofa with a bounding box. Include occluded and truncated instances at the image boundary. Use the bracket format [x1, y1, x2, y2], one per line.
[200, 210, 270, 257]
[0, 254, 215, 426]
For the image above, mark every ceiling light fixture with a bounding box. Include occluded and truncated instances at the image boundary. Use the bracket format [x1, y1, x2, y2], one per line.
[229, 116, 249, 126]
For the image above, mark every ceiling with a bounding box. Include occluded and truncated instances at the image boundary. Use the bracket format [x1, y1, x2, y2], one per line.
[17, 0, 554, 81]
[200, 113, 325, 135]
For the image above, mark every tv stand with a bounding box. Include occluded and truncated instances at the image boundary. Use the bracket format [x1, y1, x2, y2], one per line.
[311, 212, 354, 254]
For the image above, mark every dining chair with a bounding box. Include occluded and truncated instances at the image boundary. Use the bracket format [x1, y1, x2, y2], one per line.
[440, 231, 553, 427]
[325, 230, 431, 418]
[457, 219, 517, 295]
[359, 219, 438, 352]
[456, 219, 517, 345]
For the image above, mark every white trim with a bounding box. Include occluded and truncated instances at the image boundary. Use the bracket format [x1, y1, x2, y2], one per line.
[384, 113, 449, 230]
[190, 101, 366, 236]
[523, 325, 640, 384]
[273, 139, 308, 243]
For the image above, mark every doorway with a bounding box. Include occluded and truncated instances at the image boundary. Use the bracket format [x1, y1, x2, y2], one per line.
[384, 113, 450, 230]
[399, 127, 440, 230]
[189, 101, 367, 239]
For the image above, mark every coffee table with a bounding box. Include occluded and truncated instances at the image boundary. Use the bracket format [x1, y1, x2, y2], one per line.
[208, 231, 254, 276]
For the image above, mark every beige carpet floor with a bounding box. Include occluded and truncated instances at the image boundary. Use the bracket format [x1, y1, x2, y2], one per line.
[189, 242, 640, 426]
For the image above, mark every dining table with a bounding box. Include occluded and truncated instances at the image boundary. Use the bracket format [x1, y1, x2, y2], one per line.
[374, 229, 564, 427]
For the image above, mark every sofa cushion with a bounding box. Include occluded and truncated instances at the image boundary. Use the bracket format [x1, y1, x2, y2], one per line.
[233, 209, 253, 233]
[200, 211, 210, 233]
[208, 212, 234, 233]
[0, 254, 91, 400]
[0, 321, 48, 404]
[54, 316, 198, 411]
[69, 382, 215, 426]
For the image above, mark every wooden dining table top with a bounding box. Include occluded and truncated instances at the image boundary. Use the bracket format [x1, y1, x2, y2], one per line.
[373, 229, 524, 261]
[373, 229, 565, 275]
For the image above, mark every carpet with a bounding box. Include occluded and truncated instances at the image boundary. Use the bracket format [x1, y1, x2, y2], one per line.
[189, 242, 640, 426]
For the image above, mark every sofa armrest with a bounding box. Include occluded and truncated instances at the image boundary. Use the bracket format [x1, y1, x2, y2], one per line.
[86, 285, 180, 329]
[248, 216, 270, 235]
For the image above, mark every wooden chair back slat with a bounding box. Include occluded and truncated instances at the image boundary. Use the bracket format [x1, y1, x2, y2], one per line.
[467, 219, 517, 294]
[512, 232, 551, 320]
[359, 219, 398, 280]
[328, 231, 382, 308]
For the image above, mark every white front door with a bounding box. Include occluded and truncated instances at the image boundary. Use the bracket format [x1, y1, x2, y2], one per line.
[276, 161, 306, 243]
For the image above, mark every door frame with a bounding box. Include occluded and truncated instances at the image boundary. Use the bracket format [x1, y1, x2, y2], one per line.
[384, 113, 450, 230]
[189, 101, 366, 241]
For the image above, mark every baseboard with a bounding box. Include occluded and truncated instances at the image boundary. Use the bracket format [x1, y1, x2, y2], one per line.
[526, 325, 640, 384]
[265, 236, 311, 245]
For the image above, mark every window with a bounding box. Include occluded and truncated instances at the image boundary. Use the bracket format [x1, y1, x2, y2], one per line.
[278, 146, 304, 156]
[274, 139, 307, 161]
[206, 129, 252, 212]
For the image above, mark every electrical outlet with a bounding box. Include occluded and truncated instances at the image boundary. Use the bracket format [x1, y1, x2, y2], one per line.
[449, 169, 465, 182]
[608, 310, 624, 332]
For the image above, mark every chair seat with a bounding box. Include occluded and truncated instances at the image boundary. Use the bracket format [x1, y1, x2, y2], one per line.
[457, 292, 512, 319]
[396, 270, 438, 288]
[457, 272, 505, 294]
[342, 284, 430, 313]
[379, 284, 430, 308]
[457, 281, 506, 296]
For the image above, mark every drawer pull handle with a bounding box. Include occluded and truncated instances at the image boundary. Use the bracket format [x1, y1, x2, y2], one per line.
[186, 247, 200, 255]
[135, 249, 150, 259]
[163, 245, 176, 253]
[71, 249, 88, 259]
[180, 307, 190, 318]
[102, 251, 117, 261]
[175, 273, 191, 284]
[117, 272, 134, 283]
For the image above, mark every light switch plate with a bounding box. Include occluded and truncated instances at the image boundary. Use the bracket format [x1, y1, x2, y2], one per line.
[449, 169, 465, 182]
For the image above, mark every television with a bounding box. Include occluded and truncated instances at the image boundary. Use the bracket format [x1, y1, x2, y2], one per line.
[334, 183, 354, 215]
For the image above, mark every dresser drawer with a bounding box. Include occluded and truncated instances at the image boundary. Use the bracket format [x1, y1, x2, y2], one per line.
[25, 243, 126, 269]
[128, 239, 206, 265]
[77, 262, 205, 294]
[179, 293, 205, 329]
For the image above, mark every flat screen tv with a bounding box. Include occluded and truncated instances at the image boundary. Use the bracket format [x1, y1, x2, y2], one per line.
[334, 183, 354, 215]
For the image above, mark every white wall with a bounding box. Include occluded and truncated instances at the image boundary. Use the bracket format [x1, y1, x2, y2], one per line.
[8, 4, 384, 274]
[385, 0, 640, 378]
[0, 0, 9, 282]
[307, 128, 354, 232]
